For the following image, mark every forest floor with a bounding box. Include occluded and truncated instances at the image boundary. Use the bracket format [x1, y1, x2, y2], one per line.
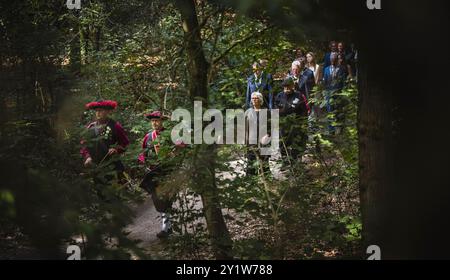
[125, 146, 360, 260]
[0, 147, 359, 260]
[125, 155, 281, 259]
[0, 229, 45, 260]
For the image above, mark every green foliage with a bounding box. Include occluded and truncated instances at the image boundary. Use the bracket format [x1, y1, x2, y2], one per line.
[1, 0, 360, 259]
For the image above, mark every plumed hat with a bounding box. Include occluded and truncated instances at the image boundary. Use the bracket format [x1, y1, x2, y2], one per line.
[145, 110, 169, 120]
[85, 100, 118, 110]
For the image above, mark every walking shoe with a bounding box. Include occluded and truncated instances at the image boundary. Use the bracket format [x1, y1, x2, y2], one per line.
[156, 228, 173, 239]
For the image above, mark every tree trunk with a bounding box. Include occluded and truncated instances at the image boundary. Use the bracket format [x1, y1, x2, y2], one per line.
[81, 26, 89, 64]
[356, 0, 450, 258]
[357, 52, 394, 257]
[195, 144, 233, 260]
[69, 15, 81, 73]
[174, 0, 233, 260]
[95, 27, 101, 53]
[175, 0, 209, 101]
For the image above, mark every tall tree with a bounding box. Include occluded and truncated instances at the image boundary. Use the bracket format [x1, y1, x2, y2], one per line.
[355, 0, 450, 258]
[174, 0, 233, 260]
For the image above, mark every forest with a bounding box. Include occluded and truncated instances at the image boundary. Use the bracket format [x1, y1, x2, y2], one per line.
[0, 0, 449, 260]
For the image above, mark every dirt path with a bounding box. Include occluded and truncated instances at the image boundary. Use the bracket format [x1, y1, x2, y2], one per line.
[127, 197, 161, 248]
[126, 154, 286, 258]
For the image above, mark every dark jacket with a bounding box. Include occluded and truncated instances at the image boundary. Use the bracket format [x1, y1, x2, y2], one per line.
[274, 90, 308, 117]
[80, 119, 129, 164]
[322, 65, 347, 91]
[297, 68, 315, 99]
[246, 72, 273, 109]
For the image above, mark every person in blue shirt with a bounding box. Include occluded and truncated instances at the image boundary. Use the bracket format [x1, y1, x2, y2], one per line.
[245, 61, 273, 109]
[323, 41, 338, 70]
[323, 53, 347, 92]
[322, 53, 347, 133]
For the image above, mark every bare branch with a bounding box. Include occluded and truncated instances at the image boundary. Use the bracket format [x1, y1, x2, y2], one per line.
[212, 24, 275, 65]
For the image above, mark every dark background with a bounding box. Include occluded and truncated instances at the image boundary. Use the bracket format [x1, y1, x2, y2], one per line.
[1, 0, 449, 259]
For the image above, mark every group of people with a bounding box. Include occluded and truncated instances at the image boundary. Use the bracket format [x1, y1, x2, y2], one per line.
[244, 40, 357, 172]
[79, 41, 357, 238]
[245, 41, 356, 111]
[80, 101, 180, 238]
